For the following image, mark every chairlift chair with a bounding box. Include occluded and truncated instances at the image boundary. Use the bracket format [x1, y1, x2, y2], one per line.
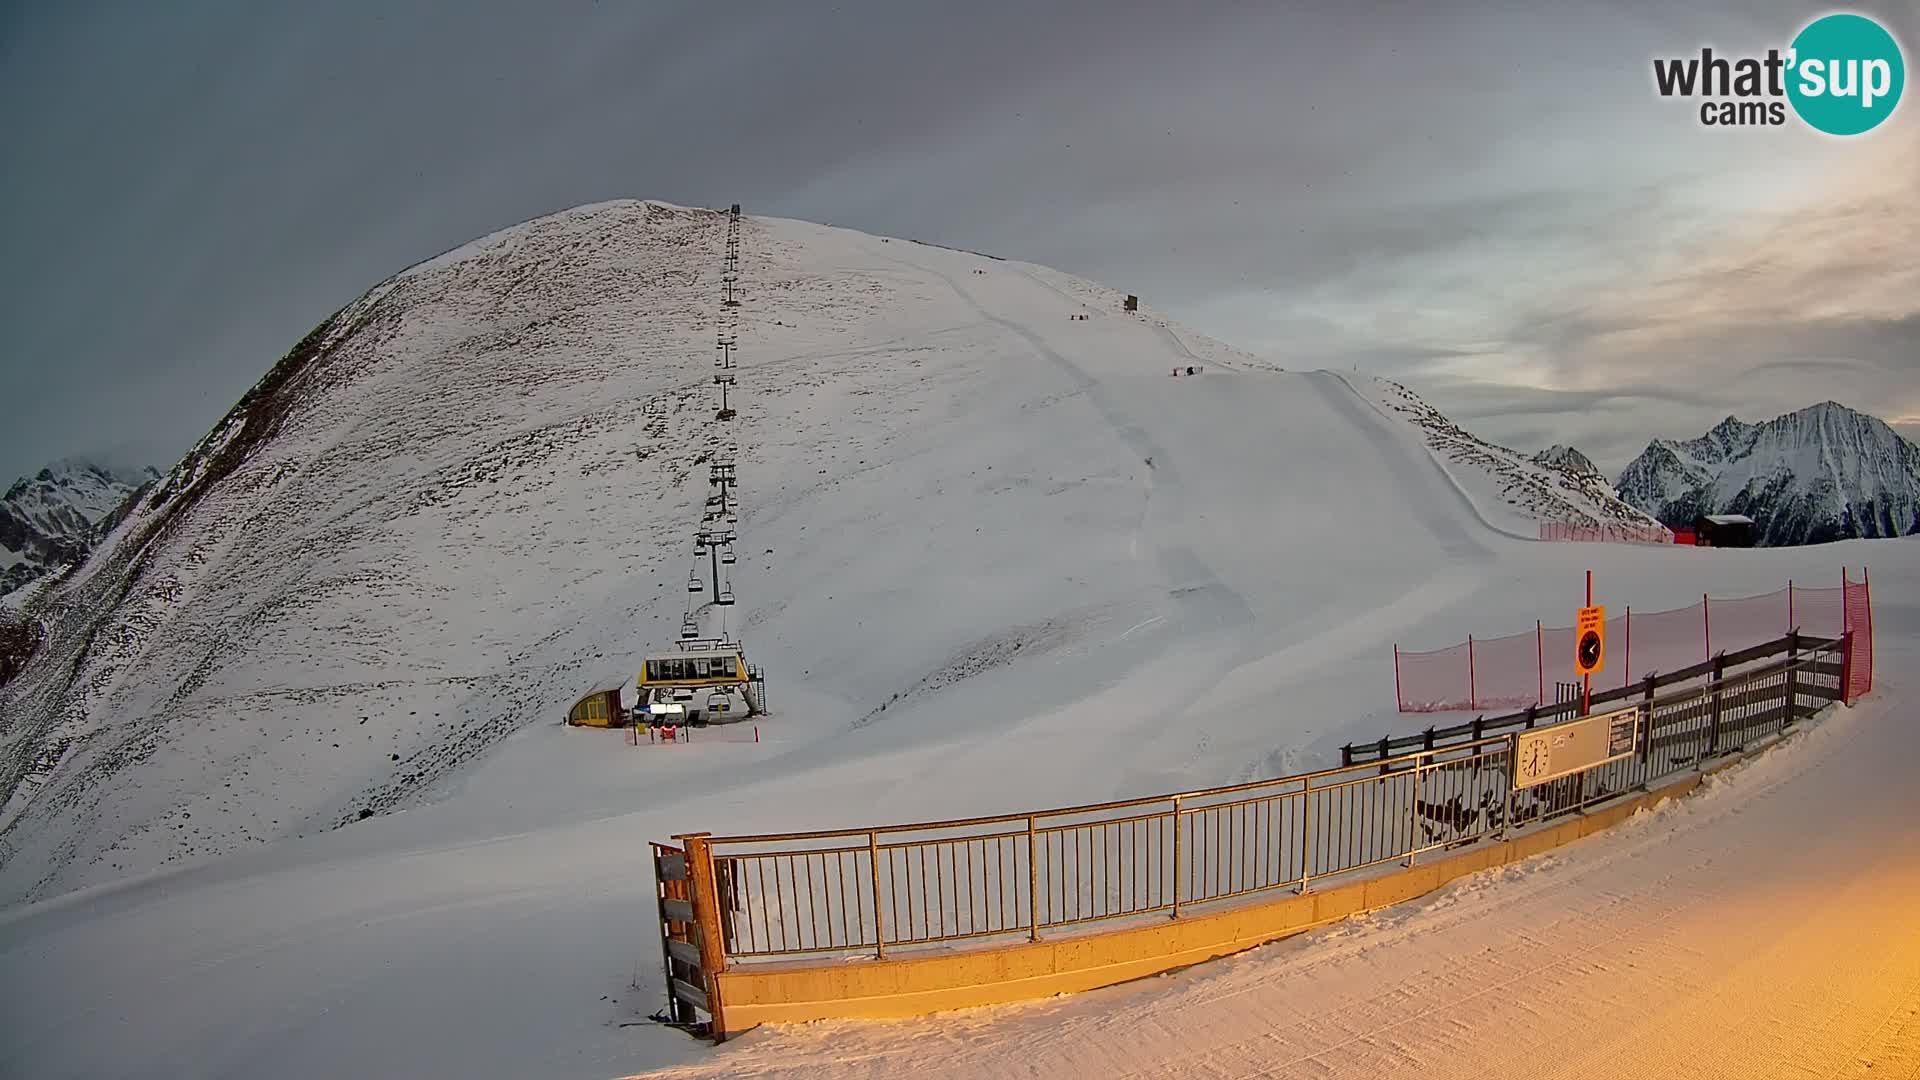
[706, 693, 730, 713]
[687, 572, 703, 593]
[716, 589, 736, 606]
[721, 547, 736, 565]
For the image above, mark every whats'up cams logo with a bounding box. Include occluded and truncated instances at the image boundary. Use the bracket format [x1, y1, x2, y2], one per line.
[1654, 12, 1905, 134]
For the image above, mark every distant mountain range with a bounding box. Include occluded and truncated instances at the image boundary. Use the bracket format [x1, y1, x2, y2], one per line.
[1366, 381, 1664, 532]
[1, 461, 159, 597]
[1531, 444, 1602, 480]
[1613, 402, 1920, 546]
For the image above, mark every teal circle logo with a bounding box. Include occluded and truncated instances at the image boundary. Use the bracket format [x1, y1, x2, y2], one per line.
[1787, 13, 1905, 135]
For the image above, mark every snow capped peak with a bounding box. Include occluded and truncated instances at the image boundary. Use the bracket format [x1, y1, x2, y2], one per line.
[1, 459, 158, 596]
[1617, 401, 1920, 544]
[1360, 380, 1661, 532]
[1531, 444, 1603, 480]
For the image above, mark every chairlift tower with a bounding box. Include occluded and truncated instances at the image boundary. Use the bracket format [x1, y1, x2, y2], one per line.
[695, 525, 737, 600]
[708, 462, 738, 520]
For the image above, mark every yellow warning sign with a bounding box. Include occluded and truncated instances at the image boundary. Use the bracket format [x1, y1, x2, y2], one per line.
[1575, 604, 1606, 676]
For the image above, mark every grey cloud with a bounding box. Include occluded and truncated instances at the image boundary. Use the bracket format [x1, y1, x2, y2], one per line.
[3, 0, 1917, 483]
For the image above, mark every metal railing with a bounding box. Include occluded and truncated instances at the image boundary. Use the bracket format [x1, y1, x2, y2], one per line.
[1356, 630, 1845, 764]
[684, 635, 1845, 964]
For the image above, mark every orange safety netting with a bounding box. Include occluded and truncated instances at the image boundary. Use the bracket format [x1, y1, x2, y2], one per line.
[1395, 572, 1873, 712]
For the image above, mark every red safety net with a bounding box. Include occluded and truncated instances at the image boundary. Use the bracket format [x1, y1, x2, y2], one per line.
[1844, 572, 1874, 701]
[1395, 572, 1873, 712]
[1537, 521, 1673, 544]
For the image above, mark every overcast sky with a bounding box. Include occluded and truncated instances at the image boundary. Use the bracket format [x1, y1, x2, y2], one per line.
[3, 0, 1915, 483]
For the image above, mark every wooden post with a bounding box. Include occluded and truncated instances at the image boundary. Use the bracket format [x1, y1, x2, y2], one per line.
[1393, 644, 1403, 711]
[676, 832, 729, 1040]
[1707, 654, 1726, 758]
[1841, 630, 1855, 707]
[1703, 593, 1712, 662]
[1637, 672, 1659, 769]
[1468, 635, 1477, 710]
[1623, 606, 1632, 688]
[1784, 630, 1799, 729]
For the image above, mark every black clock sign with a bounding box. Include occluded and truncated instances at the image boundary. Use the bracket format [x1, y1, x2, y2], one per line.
[1574, 604, 1606, 675]
[1578, 630, 1602, 672]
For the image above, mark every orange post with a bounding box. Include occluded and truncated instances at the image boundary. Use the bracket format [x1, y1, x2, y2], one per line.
[1583, 571, 1592, 714]
[676, 832, 730, 1039]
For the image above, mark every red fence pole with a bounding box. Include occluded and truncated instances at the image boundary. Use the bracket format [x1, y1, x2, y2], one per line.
[1787, 579, 1795, 632]
[1863, 566, 1874, 695]
[1624, 606, 1632, 688]
[1468, 635, 1477, 710]
[1536, 620, 1544, 705]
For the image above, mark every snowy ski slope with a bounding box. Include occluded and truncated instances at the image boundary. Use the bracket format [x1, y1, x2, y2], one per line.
[0, 202, 1913, 1079]
[0, 201, 1646, 902]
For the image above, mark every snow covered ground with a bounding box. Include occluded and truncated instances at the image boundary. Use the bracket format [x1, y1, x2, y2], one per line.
[639, 651, 1920, 1080]
[0, 203, 1913, 1078]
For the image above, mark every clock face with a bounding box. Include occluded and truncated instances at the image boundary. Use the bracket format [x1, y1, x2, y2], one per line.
[1577, 630, 1602, 671]
[1521, 742, 1549, 781]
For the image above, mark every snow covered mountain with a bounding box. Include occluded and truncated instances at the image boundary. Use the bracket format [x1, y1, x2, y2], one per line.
[1362, 381, 1663, 533]
[1532, 444, 1601, 479]
[0, 200, 1693, 905]
[1616, 402, 1920, 546]
[3, 199, 1916, 1080]
[0, 461, 158, 597]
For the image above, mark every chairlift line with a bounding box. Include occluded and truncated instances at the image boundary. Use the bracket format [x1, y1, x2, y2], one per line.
[628, 204, 769, 728]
